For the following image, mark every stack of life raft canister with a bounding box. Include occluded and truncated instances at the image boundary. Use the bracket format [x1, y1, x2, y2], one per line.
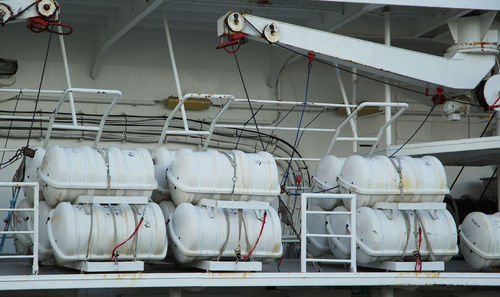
[307, 154, 459, 270]
[14, 145, 283, 268]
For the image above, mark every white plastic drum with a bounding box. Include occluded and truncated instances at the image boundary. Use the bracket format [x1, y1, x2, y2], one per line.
[38, 146, 157, 206]
[306, 200, 329, 257]
[24, 146, 46, 206]
[460, 212, 500, 270]
[169, 203, 282, 263]
[151, 148, 176, 203]
[47, 202, 167, 262]
[327, 206, 458, 265]
[167, 149, 280, 205]
[159, 200, 176, 224]
[13, 199, 53, 263]
[312, 155, 345, 210]
[338, 155, 449, 209]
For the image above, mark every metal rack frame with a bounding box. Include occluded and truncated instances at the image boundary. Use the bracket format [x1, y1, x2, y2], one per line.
[0, 181, 39, 275]
[300, 193, 357, 273]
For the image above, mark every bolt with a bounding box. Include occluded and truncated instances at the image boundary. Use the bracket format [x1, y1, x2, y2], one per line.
[269, 24, 275, 34]
[43, 4, 51, 11]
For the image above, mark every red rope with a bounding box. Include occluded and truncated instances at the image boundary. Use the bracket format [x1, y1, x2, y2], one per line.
[223, 43, 241, 54]
[111, 217, 144, 261]
[489, 95, 500, 110]
[240, 212, 267, 260]
[414, 228, 423, 272]
[26, 17, 73, 35]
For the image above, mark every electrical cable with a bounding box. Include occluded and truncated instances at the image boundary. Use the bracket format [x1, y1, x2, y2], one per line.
[389, 102, 438, 158]
[287, 185, 339, 196]
[450, 111, 496, 190]
[297, 108, 326, 145]
[479, 168, 497, 200]
[265, 105, 296, 151]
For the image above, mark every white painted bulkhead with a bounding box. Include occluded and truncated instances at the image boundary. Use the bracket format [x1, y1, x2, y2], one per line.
[1, 1, 500, 295]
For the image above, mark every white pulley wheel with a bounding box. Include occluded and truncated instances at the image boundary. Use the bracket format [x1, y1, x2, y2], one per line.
[37, 0, 58, 18]
[264, 23, 280, 43]
[483, 74, 500, 108]
[226, 12, 244, 32]
[0, 4, 12, 23]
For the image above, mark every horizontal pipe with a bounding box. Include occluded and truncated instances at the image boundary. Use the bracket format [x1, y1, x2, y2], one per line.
[216, 124, 336, 132]
[307, 233, 351, 238]
[306, 258, 352, 263]
[233, 98, 356, 108]
[306, 211, 352, 215]
[275, 158, 320, 161]
[51, 124, 100, 131]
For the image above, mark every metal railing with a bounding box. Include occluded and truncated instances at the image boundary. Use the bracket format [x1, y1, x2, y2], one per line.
[158, 92, 408, 161]
[157, 93, 235, 150]
[0, 88, 122, 149]
[0, 182, 39, 275]
[300, 193, 357, 273]
[326, 102, 408, 156]
[43, 88, 122, 149]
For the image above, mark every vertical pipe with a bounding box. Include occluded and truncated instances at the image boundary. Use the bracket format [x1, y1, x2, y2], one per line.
[300, 194, 307, 272]
[352, 68, 358, 152]
[335, 66, 358, 153]
[350, 194, 357, 273]
[497, 113, 500, 211]
[58, 30, 78, 127]
[384, 10, 392, 147]
[163, 5, 189, 132]
[32, 183, 39, 275]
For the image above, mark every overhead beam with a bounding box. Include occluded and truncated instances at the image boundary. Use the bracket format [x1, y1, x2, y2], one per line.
[90, 0, 164, 79]
[317, 0, 500, 11]
[411, 9, 473, 38]
[268, 4, 382, 88]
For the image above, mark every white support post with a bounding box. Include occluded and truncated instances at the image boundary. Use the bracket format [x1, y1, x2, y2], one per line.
[163, 5, 189, 132]
[300, 193, 307, 273]
[335, 66, 358, 153]
[350, 192, 357, 273]
[352, 68, 358, 153]
[32, 183, 39, 275]
[497, 113, 500, 211]
[384, 10, 392, 147]
[58, 28, 78, 127]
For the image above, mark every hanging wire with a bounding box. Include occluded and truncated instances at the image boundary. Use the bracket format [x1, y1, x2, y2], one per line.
[231, 46, 266, 151]
[265, 105, 296, 151]
[0, 90, 22, 169]
[281, 62, 313, 186]
[450, 111, 497, 190]
[26, 27, 53, 147]
[389, 102, 438, 158]
[235, 104, 264, 150]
